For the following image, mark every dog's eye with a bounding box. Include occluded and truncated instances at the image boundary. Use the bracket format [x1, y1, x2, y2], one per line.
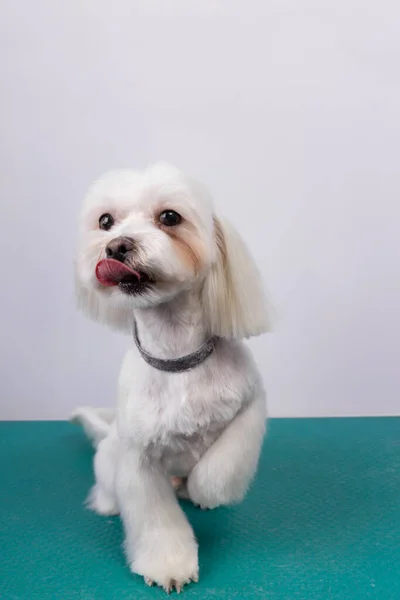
[159, 210, 182, 227]
[99, 213, 114, 231]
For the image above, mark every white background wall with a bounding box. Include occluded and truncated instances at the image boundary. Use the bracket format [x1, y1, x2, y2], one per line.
[1, 0, 399, 419]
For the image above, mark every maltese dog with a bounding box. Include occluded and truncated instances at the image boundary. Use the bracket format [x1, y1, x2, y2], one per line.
[71, 163, 269, 593]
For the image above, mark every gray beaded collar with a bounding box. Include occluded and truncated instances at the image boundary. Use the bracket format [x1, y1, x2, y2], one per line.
[133, 322, 217, 373]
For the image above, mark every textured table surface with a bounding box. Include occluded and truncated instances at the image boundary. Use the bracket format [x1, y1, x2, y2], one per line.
[0, 418, 399, 600]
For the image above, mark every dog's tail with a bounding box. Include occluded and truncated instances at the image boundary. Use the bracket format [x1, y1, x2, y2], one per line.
[69, 406, 115, 448]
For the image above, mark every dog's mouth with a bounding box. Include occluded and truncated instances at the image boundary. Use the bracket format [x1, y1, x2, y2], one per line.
[95, 258, 153, 295]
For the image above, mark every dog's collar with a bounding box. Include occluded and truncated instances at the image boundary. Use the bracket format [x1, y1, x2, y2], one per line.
[133, 321, 217, 373]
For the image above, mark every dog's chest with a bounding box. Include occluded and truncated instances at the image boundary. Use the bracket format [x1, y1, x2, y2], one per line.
[118, 348, 250, 452]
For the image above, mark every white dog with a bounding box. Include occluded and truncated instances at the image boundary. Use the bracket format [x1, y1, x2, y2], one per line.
[71, 163, 269, 593]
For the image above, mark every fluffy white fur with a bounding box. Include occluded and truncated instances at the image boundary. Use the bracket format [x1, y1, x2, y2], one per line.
[71, 163, 269, 593]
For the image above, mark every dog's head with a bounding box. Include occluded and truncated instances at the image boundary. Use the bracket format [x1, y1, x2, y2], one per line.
[76, 163, 269, 338]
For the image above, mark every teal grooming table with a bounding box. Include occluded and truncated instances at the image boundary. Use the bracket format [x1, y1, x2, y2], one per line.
[0, 419, 399, 599]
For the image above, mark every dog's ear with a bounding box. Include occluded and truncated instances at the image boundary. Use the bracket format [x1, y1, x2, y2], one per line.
[201, 217, 270, 339]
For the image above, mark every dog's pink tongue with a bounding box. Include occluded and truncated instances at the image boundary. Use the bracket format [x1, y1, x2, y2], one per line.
[95, 259, 141, 287]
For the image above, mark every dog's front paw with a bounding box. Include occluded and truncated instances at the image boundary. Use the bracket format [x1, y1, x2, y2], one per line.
[131, 537, 199, 593]
[186, 477, 221, 510]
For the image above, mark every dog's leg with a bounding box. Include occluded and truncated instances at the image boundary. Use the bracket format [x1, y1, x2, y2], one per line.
[87, 423, 120, 515]
[116, 446, 199, 592]
[187, 392, 266, 509]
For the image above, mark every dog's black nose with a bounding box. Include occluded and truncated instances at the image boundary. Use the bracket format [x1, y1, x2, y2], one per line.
[105, 237, 135, 262]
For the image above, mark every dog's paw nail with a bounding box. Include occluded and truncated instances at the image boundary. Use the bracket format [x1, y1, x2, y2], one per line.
[144, 576, 154, 587]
